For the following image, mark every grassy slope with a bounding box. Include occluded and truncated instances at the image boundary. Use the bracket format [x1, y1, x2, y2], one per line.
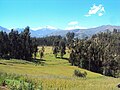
[0, 46, 120, 90]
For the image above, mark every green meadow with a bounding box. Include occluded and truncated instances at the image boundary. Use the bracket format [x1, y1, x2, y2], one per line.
[0, 46, 120, 90]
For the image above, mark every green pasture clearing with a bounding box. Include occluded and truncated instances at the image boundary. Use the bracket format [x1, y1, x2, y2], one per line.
[0, 46, 119, 90]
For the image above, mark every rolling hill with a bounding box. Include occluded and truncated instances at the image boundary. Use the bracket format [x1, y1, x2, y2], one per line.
[0, 46, 119, 90]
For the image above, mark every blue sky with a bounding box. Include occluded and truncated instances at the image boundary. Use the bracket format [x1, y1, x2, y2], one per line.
[0, 0, 120, 30]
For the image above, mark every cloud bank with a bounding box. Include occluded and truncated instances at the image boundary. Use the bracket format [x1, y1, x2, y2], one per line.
[65, 21, 87, 30]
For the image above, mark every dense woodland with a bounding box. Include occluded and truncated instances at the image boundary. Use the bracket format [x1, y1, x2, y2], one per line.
[36, 35, 63, 46]
[37, 30, 120, 77]
[0, 27, 120, 77]
[68, 29, 120, 77]
[0, 26, 38, 61]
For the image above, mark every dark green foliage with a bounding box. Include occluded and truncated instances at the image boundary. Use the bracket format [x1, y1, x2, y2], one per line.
[36, 35, 62, 46]
[53, 40, 59, 58]
[0, 31, 10, 59]
[66, 32, 74, 42]
[32, 38, 38, 59]
[69, 29, 120, 77]
[40, 51, 44, 59]
[117, 84, 120, 88]
[53, 46, 59, 58]
[0, 72, 42, 90]
[74, 69, 87, 78]
[59, 40, 66, 58]
[66, 32, 75, 49]
[52, 39, 66, 58]
[69, 50, 76, 65]
[39, 46, 45, 59]
[0, 26, 38, 61]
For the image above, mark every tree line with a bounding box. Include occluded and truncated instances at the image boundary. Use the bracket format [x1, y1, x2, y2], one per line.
[36, 35, 63, 46]
[0, 26, 119, 77]
[0, 26, 38, 61]
[36, 32, 75, 59]
[41, 30, 119, 77]
[69, 29, 120, 77]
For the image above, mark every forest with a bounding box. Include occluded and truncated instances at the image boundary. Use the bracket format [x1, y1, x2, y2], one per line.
[0, 26, 38, 61]
[0, 27, 120, 78]
[69, 29, 120, 77]
[0, 27, 120, 90]
[34, 29, 120, 77]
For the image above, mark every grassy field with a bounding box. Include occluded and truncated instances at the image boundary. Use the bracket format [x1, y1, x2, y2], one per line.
[0, 46, 120, 90]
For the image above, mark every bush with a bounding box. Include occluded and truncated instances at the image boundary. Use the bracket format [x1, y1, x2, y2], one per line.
[74, 69, 87, 78]
[0, 72, 43, 90]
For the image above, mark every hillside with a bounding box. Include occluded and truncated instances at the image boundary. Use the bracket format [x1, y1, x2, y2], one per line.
[0, 47, 120, 90]
[0, 25, 120, 38]
[0, 26, 60, 37]
[50, 25, 120, 38]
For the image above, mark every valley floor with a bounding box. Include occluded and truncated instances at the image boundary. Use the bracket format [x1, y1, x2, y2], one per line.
[0, 46, 120, 90]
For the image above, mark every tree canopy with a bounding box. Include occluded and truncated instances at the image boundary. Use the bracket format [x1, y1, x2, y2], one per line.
[69, 30, 120, 77]
[0, 26, 38, 61]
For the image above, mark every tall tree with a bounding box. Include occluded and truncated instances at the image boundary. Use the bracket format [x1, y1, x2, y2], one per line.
[66, 32, 75, 49]
[53, 40, 59, 58]
[68, 29, 120, 77]
[59, 40, 66, 58]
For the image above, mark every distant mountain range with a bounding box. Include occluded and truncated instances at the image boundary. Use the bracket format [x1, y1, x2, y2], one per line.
[0, 26, 60, 37]
[50, 25, 120, 38]
[0, 25, 120, 38]
[14, 28, 60, 37]
[0, 26, 10, 33]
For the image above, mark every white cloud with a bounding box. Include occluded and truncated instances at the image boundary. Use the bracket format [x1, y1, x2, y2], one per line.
[31, 25, 57, 30]
[100, 7, 105, 12]
[85, 4, 105, 17]
[98, 13, 103, 16]
[66, 21, 87, 30]
[68, 21, 78, 25]
[84, 14, 91, 17]
[65, 26, 87, 30]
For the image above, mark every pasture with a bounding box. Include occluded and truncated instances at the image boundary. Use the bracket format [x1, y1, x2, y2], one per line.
[0, 46, 120, 90]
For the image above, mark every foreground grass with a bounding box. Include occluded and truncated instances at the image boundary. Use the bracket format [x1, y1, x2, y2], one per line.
[0, 46, 120, 90]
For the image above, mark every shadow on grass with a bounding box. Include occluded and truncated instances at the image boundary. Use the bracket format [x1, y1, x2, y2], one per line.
[32, 58, 45, 66]
[0, 58, 46, 66]
[56, 57, 69, 60]
[0, 62, 7, 65]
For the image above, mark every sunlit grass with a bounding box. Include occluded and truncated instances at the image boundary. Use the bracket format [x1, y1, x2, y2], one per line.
[0, 46, 120, 90]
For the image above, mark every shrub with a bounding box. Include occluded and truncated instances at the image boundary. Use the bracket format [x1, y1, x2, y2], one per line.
[74, 69, 87, 78]
[0, 72, 43, 90]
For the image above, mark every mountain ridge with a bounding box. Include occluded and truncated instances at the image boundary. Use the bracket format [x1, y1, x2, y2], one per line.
[49, 25, 120, 38]
[0, 25, 120, 38]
